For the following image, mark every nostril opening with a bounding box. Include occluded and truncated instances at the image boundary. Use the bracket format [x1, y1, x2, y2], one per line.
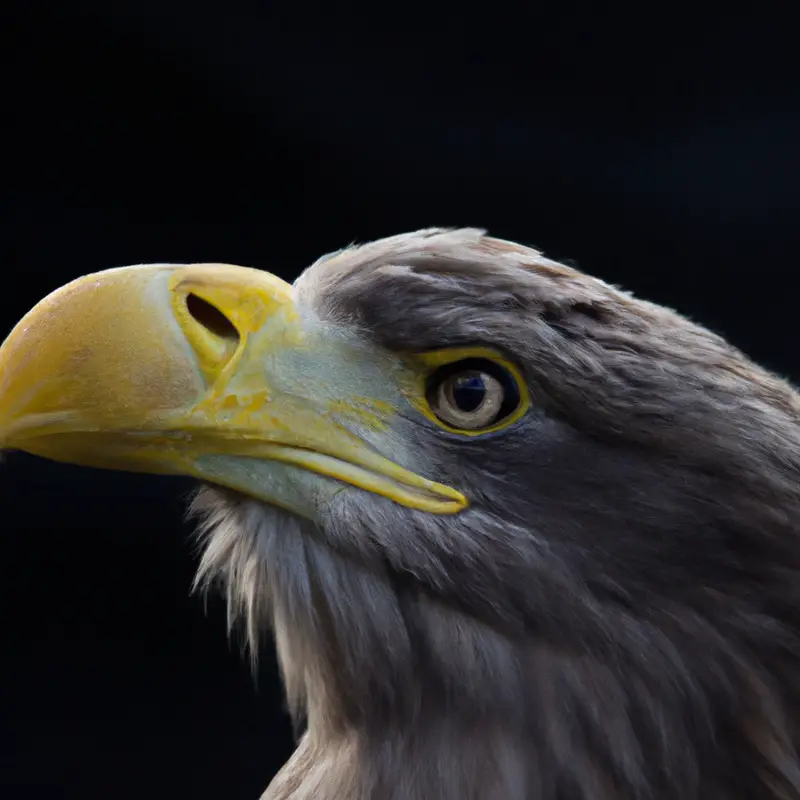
[185, 293, 240, 342]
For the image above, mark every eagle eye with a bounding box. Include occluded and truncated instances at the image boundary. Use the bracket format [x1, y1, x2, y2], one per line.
[426, 357, 523, 433]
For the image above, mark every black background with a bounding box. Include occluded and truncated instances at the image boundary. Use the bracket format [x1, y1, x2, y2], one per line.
[1, 4, 798, 797]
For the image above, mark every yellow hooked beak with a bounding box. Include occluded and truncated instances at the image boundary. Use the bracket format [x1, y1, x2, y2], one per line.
[0, 264, 466, 517]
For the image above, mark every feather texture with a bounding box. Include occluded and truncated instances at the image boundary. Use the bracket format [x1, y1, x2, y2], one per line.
[192, 230, 800, 799]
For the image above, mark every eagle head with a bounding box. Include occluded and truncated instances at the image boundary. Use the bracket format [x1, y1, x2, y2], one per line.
[2, 229, 800, 799]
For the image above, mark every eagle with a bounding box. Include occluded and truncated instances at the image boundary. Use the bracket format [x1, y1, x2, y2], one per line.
[1, 228, 800, 800]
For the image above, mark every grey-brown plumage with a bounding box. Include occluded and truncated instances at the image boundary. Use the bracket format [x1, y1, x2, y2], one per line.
[189, 229, 800, 799]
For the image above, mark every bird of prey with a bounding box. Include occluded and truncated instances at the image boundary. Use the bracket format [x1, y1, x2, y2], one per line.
[2, 228, 800, 800]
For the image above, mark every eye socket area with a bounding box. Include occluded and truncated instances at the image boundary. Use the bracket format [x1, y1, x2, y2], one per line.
[425, 357, 524, 433]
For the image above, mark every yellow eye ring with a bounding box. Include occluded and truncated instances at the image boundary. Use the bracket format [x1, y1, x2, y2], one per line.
[405, 347, 530, 436]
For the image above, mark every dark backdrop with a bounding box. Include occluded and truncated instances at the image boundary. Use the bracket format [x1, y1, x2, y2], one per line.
[1, 4, 798, 798]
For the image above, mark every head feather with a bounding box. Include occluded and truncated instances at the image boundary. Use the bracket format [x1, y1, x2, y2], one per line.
[191, 230, 800, 799]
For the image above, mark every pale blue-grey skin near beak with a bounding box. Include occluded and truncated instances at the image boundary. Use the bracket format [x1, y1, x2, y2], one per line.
[0, 261, 467, 521]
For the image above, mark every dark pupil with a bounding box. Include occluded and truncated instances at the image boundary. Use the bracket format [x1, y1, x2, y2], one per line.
[451, 373, 486, 412]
